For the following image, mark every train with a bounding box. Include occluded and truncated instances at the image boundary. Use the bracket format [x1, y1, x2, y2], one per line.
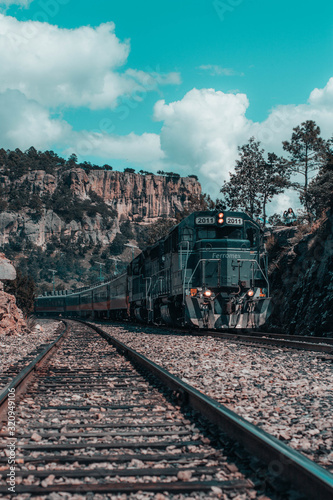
[35, 210, 271, 329]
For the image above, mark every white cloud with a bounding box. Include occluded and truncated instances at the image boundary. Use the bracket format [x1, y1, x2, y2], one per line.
[0, 0, 31, 6]
[0, 14, 179, 109]
[125, 69, 181, 90]
[198, 64, 244, 77]
[309, 77, 333, 107]
[0, 89, 162, 166]
[0, 90, 70, 150]
[69, 131, 163, 164]
[154, 88, 251, 193]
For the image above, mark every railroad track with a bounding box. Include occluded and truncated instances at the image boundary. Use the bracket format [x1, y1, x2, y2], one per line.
[0, 320, 332, 499]
[204, 330, 333, 355]
[0, 322, 64, 393]
[92, 320, 333, 355]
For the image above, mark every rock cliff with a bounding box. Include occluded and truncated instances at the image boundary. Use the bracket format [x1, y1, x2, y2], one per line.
[0, 253, 27, 335]
[266, 212, 333, 336]
[0, 168, 201, 248]
[70, 169, 200, 220]
[0, 209, 114, 247]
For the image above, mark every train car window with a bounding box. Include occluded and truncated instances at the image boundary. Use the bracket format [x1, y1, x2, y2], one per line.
[197, 228, 216, 239]
[246, 227, 259, 247]
[180, 227, 194, 242]
[150, 245, 159, 260]
[172, 229, 178, 251]
[164, 236, 171, 253]
[81, 294, 91, 304]
[132, 262, 140, 275]
[216, 227, 243, 239]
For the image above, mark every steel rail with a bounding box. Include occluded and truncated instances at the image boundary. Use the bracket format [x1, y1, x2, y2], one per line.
[83, 320, 333, 500]
[237, 331, 333, 344]
[203, 331, 333, 353]
[122, 321, 333, 353]
[0, 321, 69, 422]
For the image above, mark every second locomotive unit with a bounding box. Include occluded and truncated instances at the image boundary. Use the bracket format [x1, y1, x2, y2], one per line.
[36, 210, 271, 329]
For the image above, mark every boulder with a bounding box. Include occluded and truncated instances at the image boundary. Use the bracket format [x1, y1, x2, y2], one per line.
[0, 253, 16, 280]
[0, 290, 27, 335]
[0, 253, 27, 335]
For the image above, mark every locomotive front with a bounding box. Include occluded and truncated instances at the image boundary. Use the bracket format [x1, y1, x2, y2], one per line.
[180, 211, 271, 329]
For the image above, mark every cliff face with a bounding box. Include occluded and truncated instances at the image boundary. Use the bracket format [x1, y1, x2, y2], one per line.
[266, 213, 333, 336]
[70, 169, 201, 219]
[0, 169, 201, 248]
[0, 209, 112, 247]
[0, 253, 27, 335]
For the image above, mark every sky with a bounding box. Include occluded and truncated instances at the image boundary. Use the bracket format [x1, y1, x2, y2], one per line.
[0, 0, 333, 213]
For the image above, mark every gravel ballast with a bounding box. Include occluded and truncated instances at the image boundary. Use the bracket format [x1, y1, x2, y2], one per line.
[99, 324, 333, 472]
[0, 319, 62, 378]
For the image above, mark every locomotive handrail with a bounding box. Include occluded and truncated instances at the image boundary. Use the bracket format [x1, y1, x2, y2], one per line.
[236, 258, 270, 296]
[184, 258, 220, 300]
[179, 241, 191, 302]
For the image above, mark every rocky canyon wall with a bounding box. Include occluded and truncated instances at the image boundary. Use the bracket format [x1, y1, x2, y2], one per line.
[70, 169, 201, 219]
[0, 169, 201, 248]
[266, 212, 333, 336]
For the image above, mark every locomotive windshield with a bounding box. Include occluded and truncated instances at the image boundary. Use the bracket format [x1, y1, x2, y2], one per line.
[197, 226, 243, 240]
[197, 228, 216, 239]
[245, 221, 260, 248]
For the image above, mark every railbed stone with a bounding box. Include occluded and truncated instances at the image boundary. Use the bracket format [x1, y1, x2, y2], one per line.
[100, 323, 333, 472]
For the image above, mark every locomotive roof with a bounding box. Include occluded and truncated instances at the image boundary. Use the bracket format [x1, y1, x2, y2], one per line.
[170, 210, 260, 231]
[130, 210, 260, 263]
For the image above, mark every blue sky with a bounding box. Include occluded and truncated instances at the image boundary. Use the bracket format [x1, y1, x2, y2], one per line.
[1, 0, 333, 210]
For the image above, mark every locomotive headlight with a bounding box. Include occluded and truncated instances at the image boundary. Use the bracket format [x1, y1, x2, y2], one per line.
[217, 212, 224, 224]
[203, 289, 212, 297]
[247, 289, 254, 297]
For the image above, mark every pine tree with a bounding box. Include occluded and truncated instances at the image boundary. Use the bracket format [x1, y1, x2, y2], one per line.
[4, 270, 36, 316]
[282, 120, 326, 218]
[306, 138, 333, 217]
[260, 152, 291, 226]
[220, 138, 290, 224]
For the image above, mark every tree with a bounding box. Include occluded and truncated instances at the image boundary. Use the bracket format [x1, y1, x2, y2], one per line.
[306, 138, 333, 217]
[109, 233, 128, 255]
[120, 220, 134, 239]
[67, 153, 78, 166]
[283, 120, 326, 217]
[4, 270, 37, 316]
[175, 193, 216, 223]
[260, 152, 291, 226]
[220, 138, 290, 224]
[136, 218, 175, 248]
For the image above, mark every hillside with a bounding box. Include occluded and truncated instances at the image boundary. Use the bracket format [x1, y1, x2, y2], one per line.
[266, 211, 333, 336]
[0, 148, 202, 291]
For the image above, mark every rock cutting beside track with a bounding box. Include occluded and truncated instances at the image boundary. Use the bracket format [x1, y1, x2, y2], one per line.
[101, 324, 333, 473]
[0, 253, 27, 336]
